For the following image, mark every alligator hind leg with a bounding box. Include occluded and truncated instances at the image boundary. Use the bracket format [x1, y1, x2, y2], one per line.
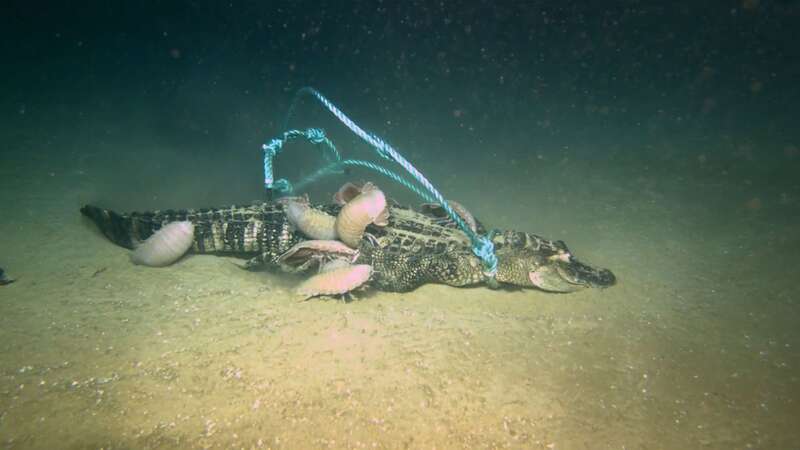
[243, 255, 268, 271]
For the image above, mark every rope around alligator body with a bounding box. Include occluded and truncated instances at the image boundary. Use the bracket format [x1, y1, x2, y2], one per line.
[263, 88, 499, 284]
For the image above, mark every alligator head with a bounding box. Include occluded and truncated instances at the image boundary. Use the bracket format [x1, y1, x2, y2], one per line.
[491, 230, 615, 292]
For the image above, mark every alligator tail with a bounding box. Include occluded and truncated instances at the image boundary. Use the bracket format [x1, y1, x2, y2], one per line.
[80, 205, 137, 249]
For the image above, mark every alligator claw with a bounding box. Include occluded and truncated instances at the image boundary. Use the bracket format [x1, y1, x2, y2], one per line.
[243, 256, 267, 271]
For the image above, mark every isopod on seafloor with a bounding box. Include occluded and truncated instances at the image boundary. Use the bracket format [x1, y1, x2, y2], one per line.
[295, 264, 373, 300]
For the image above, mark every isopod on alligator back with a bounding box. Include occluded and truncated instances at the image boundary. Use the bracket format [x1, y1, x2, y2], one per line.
[335, 184, 389, 248]
[284, 198, 338, 240]
[333, 182, 364, 205]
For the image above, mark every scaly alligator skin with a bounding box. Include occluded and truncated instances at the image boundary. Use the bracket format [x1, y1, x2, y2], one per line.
[80, 202, 615, 293]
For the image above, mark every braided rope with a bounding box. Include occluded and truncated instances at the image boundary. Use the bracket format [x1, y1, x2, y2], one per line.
[273, 88, 499, 278]
[262, 128, 341, 192]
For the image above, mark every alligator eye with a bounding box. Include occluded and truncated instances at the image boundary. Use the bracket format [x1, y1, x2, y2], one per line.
[508, 231, 526, 248]
[522, 233, 542, 251]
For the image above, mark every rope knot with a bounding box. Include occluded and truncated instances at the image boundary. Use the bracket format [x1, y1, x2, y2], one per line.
[473, 236, 498, 279]
[272, 179, 292, 194]
[306, 128, 326, 144]
[263, 138, 284, 156]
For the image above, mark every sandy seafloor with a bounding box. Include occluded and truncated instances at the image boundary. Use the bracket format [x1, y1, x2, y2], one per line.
[1, 113, 798, 449]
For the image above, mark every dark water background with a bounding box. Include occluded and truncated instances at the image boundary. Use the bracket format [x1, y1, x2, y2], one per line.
[3, 1, 797, 201]
[1, 1, 799, 448]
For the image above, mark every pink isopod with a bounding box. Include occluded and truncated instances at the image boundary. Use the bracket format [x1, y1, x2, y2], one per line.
[332, 181, 364, 205]
[284, 198, 338, 240]
[335, 183, 389, 248]
[295, 264, 373, 300]
[130, 221, 195, 267]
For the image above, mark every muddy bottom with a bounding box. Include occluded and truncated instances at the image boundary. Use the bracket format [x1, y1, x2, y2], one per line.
[1, 139, 798, 449]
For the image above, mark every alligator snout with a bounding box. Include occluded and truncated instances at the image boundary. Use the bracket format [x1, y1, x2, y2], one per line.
[525, 259, 615, 292]
[493, 230, 616, 292]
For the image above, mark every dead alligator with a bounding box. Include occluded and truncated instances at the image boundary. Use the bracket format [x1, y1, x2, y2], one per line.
[80, 201, 615, 293]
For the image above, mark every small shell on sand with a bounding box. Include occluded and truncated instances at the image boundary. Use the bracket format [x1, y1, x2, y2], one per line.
[131, 221, 195, 267]
[284, 198, 338, 240]
[335, 183, 389, 248]
[276, 239, 358, 268]
[296, 264, 372, 300]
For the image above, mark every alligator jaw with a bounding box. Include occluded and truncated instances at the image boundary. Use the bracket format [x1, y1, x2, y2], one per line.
[527, 267, 583, 293]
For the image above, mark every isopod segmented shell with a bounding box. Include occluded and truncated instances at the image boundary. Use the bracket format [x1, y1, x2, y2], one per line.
[284, 199, 338, 240]
[130, 221, 195, 267]
[296, 264, 372, 300]
[335, 185, 388, 248]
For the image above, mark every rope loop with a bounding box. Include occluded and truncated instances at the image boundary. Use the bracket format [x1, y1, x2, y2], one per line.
[269, 87, 500, 282]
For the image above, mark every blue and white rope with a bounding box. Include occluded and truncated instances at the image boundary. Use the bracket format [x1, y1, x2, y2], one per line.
[272, 88, 499, 280]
